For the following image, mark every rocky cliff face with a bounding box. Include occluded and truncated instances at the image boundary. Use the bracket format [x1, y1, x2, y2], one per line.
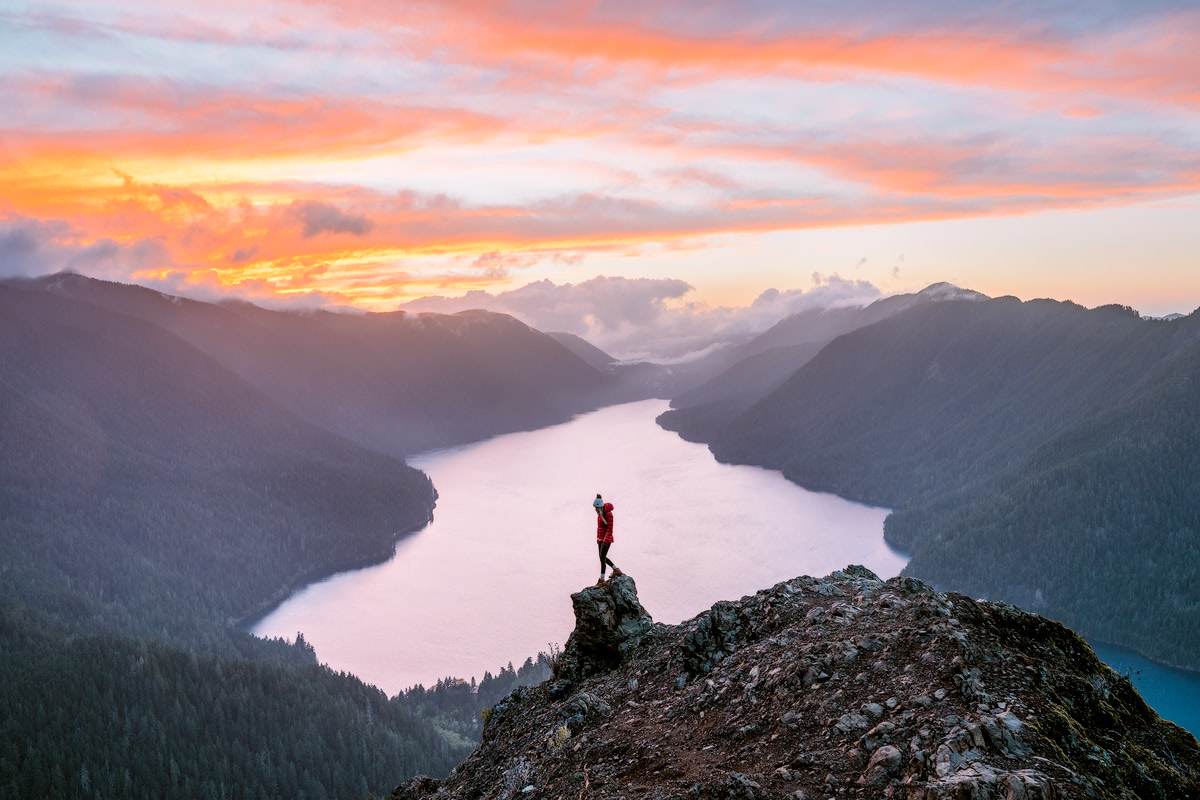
[394, 568, 1200, 800]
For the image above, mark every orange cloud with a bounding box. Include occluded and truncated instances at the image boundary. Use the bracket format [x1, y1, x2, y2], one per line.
[6, 1, 1200, 309]
[0, 76, 507, 166]
[265, 1, 1200, 109]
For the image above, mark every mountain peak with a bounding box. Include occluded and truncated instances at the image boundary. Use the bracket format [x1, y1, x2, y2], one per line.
[915, 282, 988, 302]
[395, 567, 1200, 799]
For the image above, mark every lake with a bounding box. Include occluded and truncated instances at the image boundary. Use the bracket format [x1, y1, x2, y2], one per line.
[252, 399, 1200, 739]
[1089, 641, 1200, 736]
[253, 399, 903, 693]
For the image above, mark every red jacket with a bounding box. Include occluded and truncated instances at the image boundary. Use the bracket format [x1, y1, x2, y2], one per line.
[596, 502, 614, 544]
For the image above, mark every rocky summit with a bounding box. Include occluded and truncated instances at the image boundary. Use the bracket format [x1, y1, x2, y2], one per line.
[394, 568, 1200, 800]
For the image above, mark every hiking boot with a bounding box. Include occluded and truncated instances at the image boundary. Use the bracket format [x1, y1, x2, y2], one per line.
[596, 577, 606, 586]
[611, 568, 623, 578]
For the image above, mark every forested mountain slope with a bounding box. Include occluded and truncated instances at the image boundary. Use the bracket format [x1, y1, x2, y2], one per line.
[711, 298, 1188, 503]
[0, 283, 471, 798]
[888, 322, 1200, 667]
[660, 283, 987, 436]
[688, 296, 1200, 667]
[23, 273, 609, 455]
[0, 608, 472, 800]
[0, 283, 434, 645]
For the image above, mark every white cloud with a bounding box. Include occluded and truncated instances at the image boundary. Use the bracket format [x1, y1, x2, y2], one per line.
[401, 273, 881, 361]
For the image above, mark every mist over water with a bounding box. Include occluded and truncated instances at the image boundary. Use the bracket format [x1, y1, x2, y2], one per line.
[253, 399, 903, 694]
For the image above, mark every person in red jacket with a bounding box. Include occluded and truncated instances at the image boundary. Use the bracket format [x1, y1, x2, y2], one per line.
[594, 497, 621, 585]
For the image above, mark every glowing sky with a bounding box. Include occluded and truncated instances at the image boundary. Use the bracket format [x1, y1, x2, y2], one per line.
[2, 0, 1198, 317]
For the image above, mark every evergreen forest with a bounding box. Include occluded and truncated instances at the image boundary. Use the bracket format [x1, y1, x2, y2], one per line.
[685, 296, 1200, 669]
[0, 279, 593, 799]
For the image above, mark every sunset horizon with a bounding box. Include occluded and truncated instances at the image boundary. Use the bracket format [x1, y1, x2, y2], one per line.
[2, 1, 1198, 322]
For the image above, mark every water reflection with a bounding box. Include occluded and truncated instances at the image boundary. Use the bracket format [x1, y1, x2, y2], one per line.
[254, 399, 902, 694]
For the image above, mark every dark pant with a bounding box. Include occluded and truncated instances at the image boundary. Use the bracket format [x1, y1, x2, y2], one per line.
[598, 541, 615, 574]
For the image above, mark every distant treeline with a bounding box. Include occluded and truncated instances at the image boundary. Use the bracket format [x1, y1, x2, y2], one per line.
[397, 654, 556, 740]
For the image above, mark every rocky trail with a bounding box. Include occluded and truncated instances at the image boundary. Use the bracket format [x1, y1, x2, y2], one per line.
[394, 567, 1200, 799]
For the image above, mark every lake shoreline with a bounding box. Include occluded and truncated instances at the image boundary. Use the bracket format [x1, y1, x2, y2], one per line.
[251, 399, 901, 693]
[249, 399, 1197, 735]
[235, 506, 435, 632]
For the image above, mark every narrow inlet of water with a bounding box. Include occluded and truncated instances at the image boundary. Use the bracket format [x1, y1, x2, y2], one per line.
[253, 399, 903, 694]
[253, 398, 1200, 740]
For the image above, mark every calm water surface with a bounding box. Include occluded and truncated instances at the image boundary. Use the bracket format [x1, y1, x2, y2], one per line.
[1088, 641, 1200, 736]
[254, 399, 903, 694]
[253, 400, 1200, 739]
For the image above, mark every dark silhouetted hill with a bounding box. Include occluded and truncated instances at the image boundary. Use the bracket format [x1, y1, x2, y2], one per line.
[684, 295, 1200, 668]
[24, 273, 610, 455]
[660, 283, 988, 437]
[0, 608, 473, 799]
[0, 282, 435, 644]
[0, 281, 481, 798]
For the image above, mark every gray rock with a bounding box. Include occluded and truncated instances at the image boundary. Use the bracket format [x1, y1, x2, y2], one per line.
[682, 600, 746, 676]
[554, 574, 653, 684]
[721, 772, 766, 799]
[558, 691, 613, 734]
[835, 713, 869, 733]
[862, 744, 902, 786]
[867, 721, 896, 738]
[997, 711, 1024, 733]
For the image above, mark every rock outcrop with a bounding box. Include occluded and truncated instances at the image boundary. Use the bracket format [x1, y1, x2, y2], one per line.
[394, 567, 1200, 800]
[550, 573, 654, 687]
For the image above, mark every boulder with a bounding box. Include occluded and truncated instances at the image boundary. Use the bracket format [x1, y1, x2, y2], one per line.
[551, 573, 653, 686]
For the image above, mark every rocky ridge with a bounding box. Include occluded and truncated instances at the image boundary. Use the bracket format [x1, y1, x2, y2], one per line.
[394, 568, 1200, 799]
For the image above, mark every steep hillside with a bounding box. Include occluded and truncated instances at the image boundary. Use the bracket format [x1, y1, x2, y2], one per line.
[658, 343, 826, 439]
[889, 323, 1200, 667]
[0, 282, 433, 645]
[22, 273, 609, 455]
[395, 569, 1200, 800]
[546, 331, 617, 369]
[0, 282, 477, 798]
[710, 298, 1192, 501]
[686, 296, 1200, 667]
[660, 283, 987, 437]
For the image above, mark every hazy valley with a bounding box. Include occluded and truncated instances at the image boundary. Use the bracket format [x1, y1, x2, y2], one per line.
[2, 274, 1199, 799]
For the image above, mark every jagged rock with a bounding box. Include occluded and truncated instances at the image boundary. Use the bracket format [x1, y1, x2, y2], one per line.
[682, 600, 747, 676]
[835, 712, 870, 732]
[550, 573, 653, 688]
[396, 567, 1200, 800]
[558, 691, 612, 734]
